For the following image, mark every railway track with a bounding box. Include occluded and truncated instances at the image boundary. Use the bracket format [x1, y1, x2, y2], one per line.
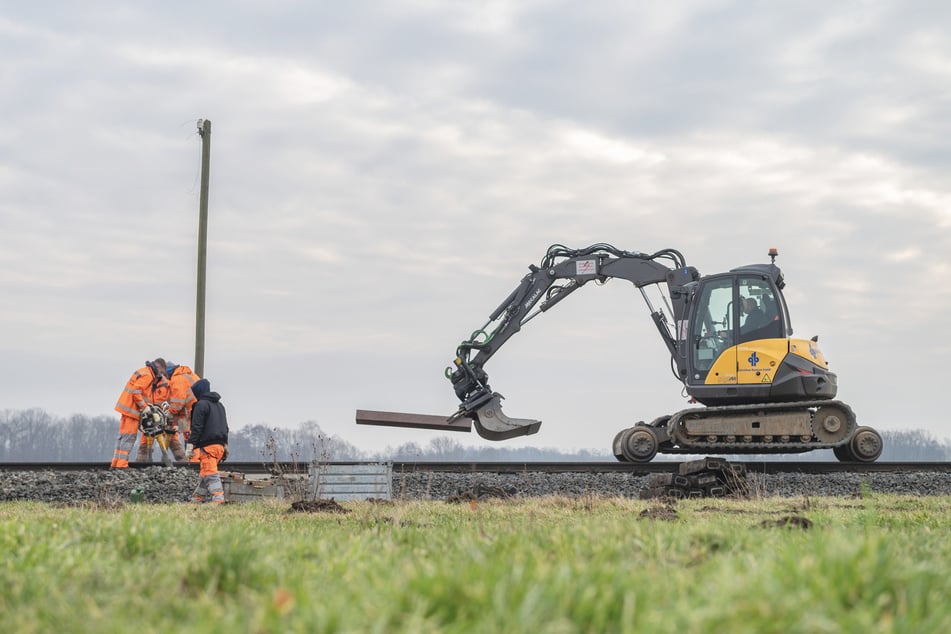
[1, 460, 950, 475]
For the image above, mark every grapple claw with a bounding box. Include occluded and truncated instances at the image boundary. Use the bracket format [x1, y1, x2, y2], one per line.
[472, 394, 541, 440]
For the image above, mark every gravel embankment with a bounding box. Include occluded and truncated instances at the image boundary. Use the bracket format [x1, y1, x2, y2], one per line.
[4, 467, 951, 503]
[0, 468, 200, 504]
[394, 470, 951, 500]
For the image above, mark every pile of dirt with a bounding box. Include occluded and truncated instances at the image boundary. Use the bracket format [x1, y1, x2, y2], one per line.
[638, 504, 679, 521]
[288, 499, 351, 514]
[759, 515, 812, 530]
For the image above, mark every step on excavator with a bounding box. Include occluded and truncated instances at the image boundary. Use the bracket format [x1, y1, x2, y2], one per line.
[441, 243, 882, 462]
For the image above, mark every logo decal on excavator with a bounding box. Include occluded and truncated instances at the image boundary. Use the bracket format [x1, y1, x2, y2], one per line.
[748, 352, 759, 367]
[576, 260, 596, 275]
[524, 288, 543, 309]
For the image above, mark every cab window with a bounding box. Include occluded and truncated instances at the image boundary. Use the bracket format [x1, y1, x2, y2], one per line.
[738, 277, 781, 343]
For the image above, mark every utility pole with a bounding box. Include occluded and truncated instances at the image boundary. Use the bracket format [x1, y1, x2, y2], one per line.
[195, 118, 211, 377]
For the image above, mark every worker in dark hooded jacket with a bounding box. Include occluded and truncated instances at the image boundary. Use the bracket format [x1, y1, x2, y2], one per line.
[186, 378, 229, 504]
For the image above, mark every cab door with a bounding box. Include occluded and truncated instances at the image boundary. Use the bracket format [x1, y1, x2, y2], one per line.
[735, 275, 787, 385]
[688, 272, 788, 386]
[687, 276, 737, 385]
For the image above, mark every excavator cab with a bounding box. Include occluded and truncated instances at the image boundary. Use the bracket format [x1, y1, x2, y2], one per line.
[682, 263, 837, 408]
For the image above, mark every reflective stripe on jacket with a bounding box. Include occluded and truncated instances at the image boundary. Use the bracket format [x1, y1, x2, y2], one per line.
[167, 365, 201, 419]
[115, 366, 169, 417]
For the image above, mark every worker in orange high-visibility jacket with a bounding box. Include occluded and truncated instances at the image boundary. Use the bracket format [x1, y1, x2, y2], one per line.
[111, 358, 169, 469]
[164, 362, 200, 460]
[186, 378, 229, 505]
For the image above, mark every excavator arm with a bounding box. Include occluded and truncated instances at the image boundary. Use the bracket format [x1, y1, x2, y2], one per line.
[448, 243, 699, 440]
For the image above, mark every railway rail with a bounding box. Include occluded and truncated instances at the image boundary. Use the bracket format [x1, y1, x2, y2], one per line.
[1, 461, 950, 475]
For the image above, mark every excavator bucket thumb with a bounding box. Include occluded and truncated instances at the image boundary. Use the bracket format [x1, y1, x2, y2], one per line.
[472, 394, 542, 441]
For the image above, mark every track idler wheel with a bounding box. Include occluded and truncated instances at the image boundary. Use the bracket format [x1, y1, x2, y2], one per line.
[619, 426, 659, 463]
[833, 426, 883, 463]
[812, 405, 852, 445]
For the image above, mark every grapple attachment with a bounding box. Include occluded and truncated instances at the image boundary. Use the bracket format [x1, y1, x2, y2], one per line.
[469, 393, 541, 441]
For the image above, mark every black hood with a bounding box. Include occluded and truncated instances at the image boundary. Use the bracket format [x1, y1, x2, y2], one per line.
[191, 378, 211, 399]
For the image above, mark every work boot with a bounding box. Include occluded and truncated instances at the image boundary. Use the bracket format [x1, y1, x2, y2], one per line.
[167, 434, 186, 461]
[135, 442, 152, 464]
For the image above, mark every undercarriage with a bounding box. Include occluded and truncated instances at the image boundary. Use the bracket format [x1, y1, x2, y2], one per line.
[612, 400, 883, 463]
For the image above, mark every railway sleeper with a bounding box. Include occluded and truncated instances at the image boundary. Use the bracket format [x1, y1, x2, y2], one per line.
[640, 458, 751, 500]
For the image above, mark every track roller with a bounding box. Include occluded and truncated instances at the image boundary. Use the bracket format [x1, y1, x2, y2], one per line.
[612, 428, 632, 462]
[833, 426, 884, 463]
[619, 425, 659, 462]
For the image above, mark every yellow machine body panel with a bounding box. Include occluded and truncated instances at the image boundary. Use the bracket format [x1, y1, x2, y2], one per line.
[789, 338, 829, 368]
[735, 339, 789, 385]
[704, 338, 829, 386]
[704, 339, 792, 386]
[704, 346, 737, 384]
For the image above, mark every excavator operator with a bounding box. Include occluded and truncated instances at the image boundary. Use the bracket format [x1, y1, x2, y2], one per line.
[740, 296, 769, 333]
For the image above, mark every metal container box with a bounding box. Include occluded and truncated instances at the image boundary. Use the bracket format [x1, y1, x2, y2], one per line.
[309, 462, 393, 501]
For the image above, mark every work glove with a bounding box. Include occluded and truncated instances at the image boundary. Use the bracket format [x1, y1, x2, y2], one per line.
[185, 443, 196, 461]
[221, 444, 229, 462]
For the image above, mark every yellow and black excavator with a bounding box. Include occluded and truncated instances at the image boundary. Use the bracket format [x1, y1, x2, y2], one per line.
[444, 243, 882, 462]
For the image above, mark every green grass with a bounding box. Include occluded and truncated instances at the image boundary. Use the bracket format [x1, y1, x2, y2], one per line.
[3, 495, 951, 633]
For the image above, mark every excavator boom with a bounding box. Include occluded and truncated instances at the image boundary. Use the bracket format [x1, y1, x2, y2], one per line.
[447, 244, 698, 439]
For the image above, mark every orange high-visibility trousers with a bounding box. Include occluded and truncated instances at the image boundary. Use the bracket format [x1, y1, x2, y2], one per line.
[191, 444, 225, 504]
[110, 415, 140, 468]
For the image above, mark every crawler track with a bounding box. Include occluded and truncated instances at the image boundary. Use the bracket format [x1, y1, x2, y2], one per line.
[1, 461, 950, 475]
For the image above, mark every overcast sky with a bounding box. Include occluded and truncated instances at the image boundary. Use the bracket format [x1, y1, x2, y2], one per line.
[2, 1, 950, 456]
